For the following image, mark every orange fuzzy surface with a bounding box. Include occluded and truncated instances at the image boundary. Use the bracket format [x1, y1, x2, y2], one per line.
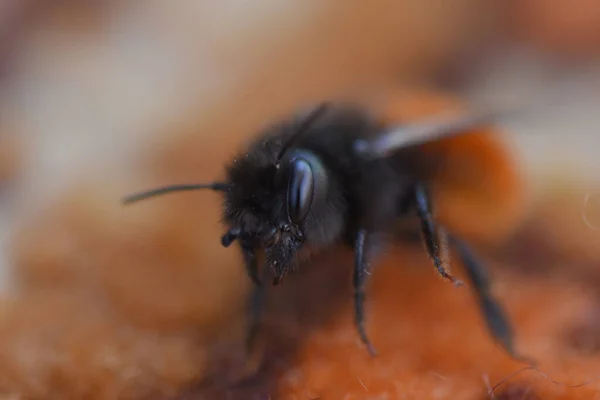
[192, 249, 600, 399]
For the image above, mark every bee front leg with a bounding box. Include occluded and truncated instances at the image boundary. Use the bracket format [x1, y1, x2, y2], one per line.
[227, 265, 270, 383]
[353, 229, 378, 357]
[240, 239, 261, 286]
[245, 264, 270, 355]
[412, 182, 464, 287]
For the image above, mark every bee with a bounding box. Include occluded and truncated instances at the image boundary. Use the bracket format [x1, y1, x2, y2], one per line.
[123, 101, 528, 362]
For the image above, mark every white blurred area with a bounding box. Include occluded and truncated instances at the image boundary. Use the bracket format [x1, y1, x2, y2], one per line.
[464, 52, 600, 189]
[0, 1, 598, 293]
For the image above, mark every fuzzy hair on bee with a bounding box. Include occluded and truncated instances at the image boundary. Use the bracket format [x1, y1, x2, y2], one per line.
[123, 102, 531, 364]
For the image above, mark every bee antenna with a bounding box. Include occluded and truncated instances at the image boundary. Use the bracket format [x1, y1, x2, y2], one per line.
[122, 182, 231, 205]
[275, 102, 331, 167]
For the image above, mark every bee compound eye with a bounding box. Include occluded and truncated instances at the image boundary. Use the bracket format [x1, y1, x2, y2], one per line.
[287, 157, 314, 224]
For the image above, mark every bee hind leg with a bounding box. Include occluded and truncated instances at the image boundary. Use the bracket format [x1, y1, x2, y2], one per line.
[446, 234, 534, 364]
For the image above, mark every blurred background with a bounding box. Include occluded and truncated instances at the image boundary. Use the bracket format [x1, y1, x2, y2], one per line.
[0, 1, 599, 399]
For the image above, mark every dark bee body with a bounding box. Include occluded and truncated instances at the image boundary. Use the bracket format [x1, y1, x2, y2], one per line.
[124, 103, 528, 363]
[223, 107, 406, 266]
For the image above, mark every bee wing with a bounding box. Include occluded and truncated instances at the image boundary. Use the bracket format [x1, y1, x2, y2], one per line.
[356, 106, 523, 159]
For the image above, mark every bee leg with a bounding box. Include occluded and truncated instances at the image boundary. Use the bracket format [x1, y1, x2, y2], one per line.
[353, 229, 378, 357]
[225, 266, 270, 384]
[240, 240, 261, 286]
[447, 234, 534, 364]
[229, 264, 271, 383]
[413, 182, 464, 286]
[245, 265, 270, 355]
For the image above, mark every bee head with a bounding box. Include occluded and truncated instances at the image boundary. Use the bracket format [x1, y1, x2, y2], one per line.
[122, 103, 345, 285]
[221, 104, 345, 284]
[264, 148, 333, 283]
[222, 139, 343, 284]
